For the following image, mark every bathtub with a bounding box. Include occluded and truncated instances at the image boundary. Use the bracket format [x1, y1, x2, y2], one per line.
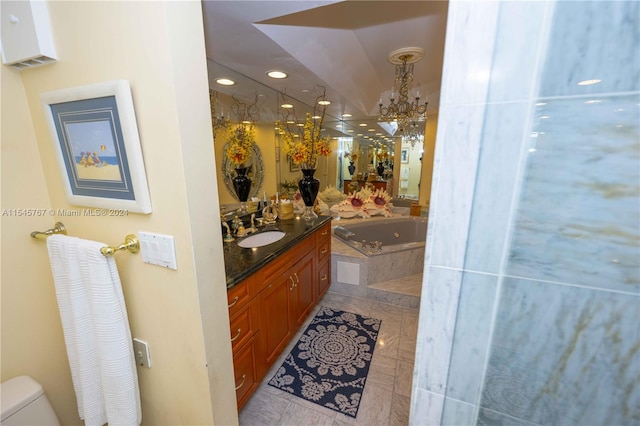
[333, 216, 427, 257]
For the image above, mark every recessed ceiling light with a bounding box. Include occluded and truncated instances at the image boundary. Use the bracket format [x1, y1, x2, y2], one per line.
[266, 70, 287, 79]
[535, 102, 547, 106]
[286, 120, 295, 124]
[301, 89, 310, 93]
[342, 113, 352, 118]
[281, 103, 293, 109]
[577, 79, 602, 86]
[368, 129, 375, 132]
[584, 100, 602, 104]
[359, 123, 367, 127]
[215, 78, 235, 86]
[241, 120, 251, 124]
[312, 115, 322, 120]
[296, 123, 304, 127]
[336, 124, 342, 128]
[540, 116, 550, 119]
[347, 129, 354, 133]
[318, 100, 331, 106]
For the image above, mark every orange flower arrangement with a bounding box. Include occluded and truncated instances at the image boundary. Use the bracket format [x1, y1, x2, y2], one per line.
[280, 86, 332, 170]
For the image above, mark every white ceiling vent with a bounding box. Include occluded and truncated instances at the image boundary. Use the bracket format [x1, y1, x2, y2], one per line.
[1, 0, 57, 70]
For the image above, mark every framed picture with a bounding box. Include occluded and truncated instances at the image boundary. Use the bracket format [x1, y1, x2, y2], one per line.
[401, 148, 409, 163]
[41, 80, 152, 213]
[288, 155, 300, 172]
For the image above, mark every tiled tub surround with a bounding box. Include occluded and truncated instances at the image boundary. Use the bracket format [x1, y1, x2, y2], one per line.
[412, 1, 639, 425]
[329, 216, 425, 308]
[333, 216, 427, 256]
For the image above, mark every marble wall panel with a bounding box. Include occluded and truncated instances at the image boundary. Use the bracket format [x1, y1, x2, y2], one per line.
[507, 94, 640, 293]
[480, 277, 640, 425]
[539, 1, 640, 97]
[441, 397, 476, 426]
[414, 267, 463, 394]
[439, 1, 500, 105]
[445, 272, 497, 404]
[486, 1, 551, 102]
[464, 103, 530, 274]
[428, 104, 486, 269]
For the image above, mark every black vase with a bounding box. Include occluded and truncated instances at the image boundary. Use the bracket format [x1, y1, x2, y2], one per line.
[232, 167, 252, 204]
[377, 164, 385, 176]
[348, 161, 356, 176]
[298, 168, 319, 221]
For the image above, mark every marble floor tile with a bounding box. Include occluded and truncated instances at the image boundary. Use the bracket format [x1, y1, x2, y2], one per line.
[395, 359, 415, 398]
[335, 385, 392, 426]
[390, 393, 411, 426]
[398, 338, 417, 361]
[373, 328, 400, 360]
[279, 401, 337, 426]
[366, 354, 398, 391]
[369, 300, 404, 323]
[401, 312, 419, 339]
[239, 388, 290, 425]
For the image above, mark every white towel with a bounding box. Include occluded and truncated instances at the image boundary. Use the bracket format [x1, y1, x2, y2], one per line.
[47, 234, 141, 426]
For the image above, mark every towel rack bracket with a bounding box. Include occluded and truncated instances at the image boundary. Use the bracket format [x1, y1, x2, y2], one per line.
[100, 234, 139, 256]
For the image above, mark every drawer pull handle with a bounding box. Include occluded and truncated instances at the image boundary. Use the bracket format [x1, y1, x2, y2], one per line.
[289, 276, 295, 291]
[235, 374, 246, 391]
[321, 248, 328, 254]
[228, 296, 239, 308]
[230, 328, 242, 342]
[321, 274, 328, 281]
[293, 272, 299, 284]
[321, 230, 328, 236]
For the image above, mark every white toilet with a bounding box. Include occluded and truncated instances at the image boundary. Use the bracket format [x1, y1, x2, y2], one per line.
[1, 376, 60, 425]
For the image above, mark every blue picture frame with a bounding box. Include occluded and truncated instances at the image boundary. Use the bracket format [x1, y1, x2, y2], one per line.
[41, 81, 152, 213]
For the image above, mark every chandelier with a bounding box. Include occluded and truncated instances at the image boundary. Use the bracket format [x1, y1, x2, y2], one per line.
[378, 47, 428, 134]
[403, 120, 425, 148]
[209, 90, 230, 135]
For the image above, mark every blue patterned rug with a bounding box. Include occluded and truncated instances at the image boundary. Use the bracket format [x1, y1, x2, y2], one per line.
[268, 306, 381, 418]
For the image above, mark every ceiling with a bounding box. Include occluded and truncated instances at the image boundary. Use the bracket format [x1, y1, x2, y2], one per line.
[201, 0, 449, 138]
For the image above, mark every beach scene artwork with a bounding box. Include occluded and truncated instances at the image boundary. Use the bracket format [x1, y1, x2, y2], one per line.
[66, 120, 122, 181]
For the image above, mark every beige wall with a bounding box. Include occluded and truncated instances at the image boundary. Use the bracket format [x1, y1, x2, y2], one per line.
[419, 113, 438, 205]
[1, 2, 235, 425]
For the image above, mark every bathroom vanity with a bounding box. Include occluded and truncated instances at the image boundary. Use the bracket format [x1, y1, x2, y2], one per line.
[223, 216, 332, 409]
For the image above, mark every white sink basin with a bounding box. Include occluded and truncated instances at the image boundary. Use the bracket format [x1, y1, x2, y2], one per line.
[237, 231, 286, 248]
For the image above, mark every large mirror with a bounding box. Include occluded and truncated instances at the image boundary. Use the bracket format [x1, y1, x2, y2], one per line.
[207, 60, 434, 214]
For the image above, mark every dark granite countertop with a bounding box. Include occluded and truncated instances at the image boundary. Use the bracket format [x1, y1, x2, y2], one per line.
[223, 216, 332, 289]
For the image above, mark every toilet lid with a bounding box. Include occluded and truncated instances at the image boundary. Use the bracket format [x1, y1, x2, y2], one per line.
[0, 376, 44, 421]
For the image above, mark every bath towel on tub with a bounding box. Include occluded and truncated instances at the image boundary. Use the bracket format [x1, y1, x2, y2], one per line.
[47, 234, 141, 426]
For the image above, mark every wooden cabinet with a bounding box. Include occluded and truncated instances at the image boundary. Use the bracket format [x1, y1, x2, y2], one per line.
[259, 271, 294, 367]
[228, 276, 260, 410]
[315, 222, 331, 298]
[228, 222, 332, 410]
[290, 251, 315, 328]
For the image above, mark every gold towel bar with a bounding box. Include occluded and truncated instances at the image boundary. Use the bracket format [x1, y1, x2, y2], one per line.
[31, 222, 139, 257]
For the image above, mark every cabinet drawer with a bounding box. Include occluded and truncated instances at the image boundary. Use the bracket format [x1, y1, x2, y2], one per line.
[317, 259, 330, 297]
[229, 301, 257, 351]
[233, 338, 258, 410]
[316, 238, 331, 264]
[227, 275, 253, 318]
[315, 222, 331, 243]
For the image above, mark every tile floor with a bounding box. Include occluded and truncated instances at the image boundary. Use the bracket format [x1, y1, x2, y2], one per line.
[238, 291, 420, 426]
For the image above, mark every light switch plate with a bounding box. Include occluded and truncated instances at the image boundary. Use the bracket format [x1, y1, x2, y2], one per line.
[133, 338, 151, 368]
[138, 231, 177, 270]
